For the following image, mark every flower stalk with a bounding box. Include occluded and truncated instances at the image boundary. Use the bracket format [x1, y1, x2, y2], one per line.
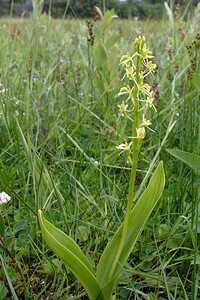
[112, 36, 157, 279]
[38, 35, 166, 300]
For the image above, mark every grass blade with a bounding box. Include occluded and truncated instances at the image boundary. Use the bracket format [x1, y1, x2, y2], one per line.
[0, 255, 19, 300]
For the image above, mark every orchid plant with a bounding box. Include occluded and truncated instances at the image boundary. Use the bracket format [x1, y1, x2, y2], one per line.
[38, 36, 165, 299]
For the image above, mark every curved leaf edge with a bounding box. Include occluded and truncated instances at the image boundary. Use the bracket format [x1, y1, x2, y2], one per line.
[166, 148, 200, 172]
[38, 210, 93, 272]
[96, 161, 165, 297]
[38, 210, 106, 300]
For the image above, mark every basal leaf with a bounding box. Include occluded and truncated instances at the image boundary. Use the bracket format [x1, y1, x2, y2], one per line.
[96, 161, 165, 299]
[38, 210, 106, 300]
[166, 149, 200, 172]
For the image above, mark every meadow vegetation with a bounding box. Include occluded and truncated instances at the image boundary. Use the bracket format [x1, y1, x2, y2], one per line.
[0, 3, 200, 299]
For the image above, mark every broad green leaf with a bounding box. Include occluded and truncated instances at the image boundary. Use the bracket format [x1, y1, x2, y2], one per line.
[107, 53, 119, 76]
[96, 161, 165, 299]
[105, 34, 120, 49]
[102, 9, 114, 31]
[38, 210, 106, 300]
[166, 149, 200, 172]
[94, 44, 107, 68]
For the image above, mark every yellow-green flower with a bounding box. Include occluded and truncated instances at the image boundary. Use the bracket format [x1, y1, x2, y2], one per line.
[120, 53, 133, 66]
[139, 83, 151, 96]
[116, 142, 132, 164]
[145, 92, 156, 110]
[117, 101, 128, 116]
[116, 142, 131, 151]
[117, 35, 157, 162]
[140, 116, 151, 127]
[118, 86, 132, 97]
[136, 127, 146, 139]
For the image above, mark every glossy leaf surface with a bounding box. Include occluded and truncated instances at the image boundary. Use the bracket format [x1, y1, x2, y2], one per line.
[38, 210, 106, 300]
[96, 161, 165, 299]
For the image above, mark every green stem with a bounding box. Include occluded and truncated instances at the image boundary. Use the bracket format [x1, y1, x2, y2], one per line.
[108, 55, 141, 281]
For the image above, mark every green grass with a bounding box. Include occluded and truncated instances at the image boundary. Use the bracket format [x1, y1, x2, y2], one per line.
[0, 4, 200, 299]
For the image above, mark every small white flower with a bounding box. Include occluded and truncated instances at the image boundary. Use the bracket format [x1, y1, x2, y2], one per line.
[0, 88, 8, 94]
[0, 192, 11, 205]
[90, 157, 99, 167]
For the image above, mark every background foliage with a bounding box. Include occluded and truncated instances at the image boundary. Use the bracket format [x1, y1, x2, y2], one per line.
[0, 1, 199, 299]
[0, 0, 199, 18]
